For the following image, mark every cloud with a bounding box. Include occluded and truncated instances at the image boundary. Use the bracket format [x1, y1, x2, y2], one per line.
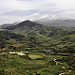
[0, 0, 34, 12]
[1, 10, 37, 16]
[0, 0, 75, 14]
[0, 15, 27, 24]
[0, 0, 75, 24]
[58, 10, 75, 19]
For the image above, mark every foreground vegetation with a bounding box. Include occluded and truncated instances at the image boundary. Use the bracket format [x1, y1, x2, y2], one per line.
[0, 51, 75, 75]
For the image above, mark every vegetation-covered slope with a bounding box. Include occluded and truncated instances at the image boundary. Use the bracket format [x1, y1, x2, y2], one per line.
[0, 20, 75, 53]
[0, 20, 75, 75]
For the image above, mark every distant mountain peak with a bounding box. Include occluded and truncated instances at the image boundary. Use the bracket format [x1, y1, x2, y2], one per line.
[2, 20, 44, 32]
[31, 12, 41, 16]
[18, 20, 37, 26]
[22, 12, 65, 21]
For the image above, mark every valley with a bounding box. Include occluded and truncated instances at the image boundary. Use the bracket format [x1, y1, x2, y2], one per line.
[0, 20, 75, 75]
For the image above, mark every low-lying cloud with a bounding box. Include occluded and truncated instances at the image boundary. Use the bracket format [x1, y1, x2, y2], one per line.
[0, 0, 75, 24]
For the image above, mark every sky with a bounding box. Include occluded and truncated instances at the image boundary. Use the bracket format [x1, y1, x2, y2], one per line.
[0, 0, 75, 24]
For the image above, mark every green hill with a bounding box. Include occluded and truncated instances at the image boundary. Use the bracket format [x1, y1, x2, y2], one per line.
[0, 20, 75, 75]
[0, 20, 75, 52]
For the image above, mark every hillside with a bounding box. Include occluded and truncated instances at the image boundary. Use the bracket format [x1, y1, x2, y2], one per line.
[0, 20, 75, 75]
[0, 20, 75, 52]
[0, 20, 67, 35]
